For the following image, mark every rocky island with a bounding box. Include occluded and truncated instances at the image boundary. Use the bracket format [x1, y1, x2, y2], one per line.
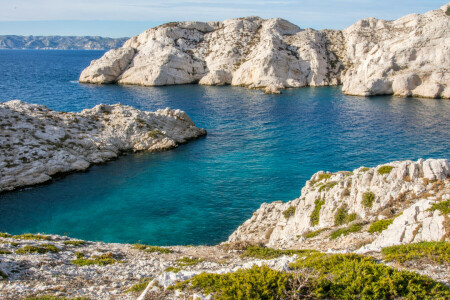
[0, 100, 206, 192]
[1, 159, 448, 299]
[79, 4, 450, 98]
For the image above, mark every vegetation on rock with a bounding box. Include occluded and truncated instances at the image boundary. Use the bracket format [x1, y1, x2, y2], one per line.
[427, 199, 450, 215]
[334, 206, 357, 226]
[71, 252, 119, 266]
[310, 198, 325, 226]
[132, 243, 173, 253]
[16, 244, 60, 254]
[13, 234, 51, 241]
[242, 245, 316, 260]
[381, 241, 450, 264]
[368, 219, 394, 233]
[378, 166, 394, 175]
[302, 228, 329, 239]
[362, 191, 375, 208]
[282, 206, 296, 219]
[63, 240, 85, 246]
[125, 278, 153, 293]
[330, 223, 363, 240]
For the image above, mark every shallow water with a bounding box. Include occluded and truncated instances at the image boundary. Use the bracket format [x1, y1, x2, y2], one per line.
[0, 50, 449, 245]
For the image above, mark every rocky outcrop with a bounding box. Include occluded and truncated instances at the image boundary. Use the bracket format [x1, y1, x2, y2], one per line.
[0, 100, 206, 192]
[227, 159, 450, 250]
[79, 4, 450, 99]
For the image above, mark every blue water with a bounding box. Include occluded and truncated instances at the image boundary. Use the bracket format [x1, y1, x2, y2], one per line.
[0, 50, 449, 245]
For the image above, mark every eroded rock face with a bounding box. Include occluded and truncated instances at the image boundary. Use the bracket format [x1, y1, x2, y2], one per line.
[0, 100, 206, 192]
[79, 4, 450, 98]
[227, 159, 450, 249]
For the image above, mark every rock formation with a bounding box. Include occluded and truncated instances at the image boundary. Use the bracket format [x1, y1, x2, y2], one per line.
[228, 159, 449, 250]
[79, 4, 450, 99]
[0, 100, 206, 192]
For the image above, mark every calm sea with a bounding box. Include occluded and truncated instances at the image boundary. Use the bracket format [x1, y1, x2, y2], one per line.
[0, 50, 449, 245]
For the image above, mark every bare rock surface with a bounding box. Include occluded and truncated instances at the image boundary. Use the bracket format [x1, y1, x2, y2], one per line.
[79, 4, 450, 98]
[0, 100, 206, 192]
[228, 159, 450, 249]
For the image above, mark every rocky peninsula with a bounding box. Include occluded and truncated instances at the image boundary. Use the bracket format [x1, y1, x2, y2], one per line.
[0, 159, 449, 299]
[0, 100, 206, 192]
[79, 4, 450, 98]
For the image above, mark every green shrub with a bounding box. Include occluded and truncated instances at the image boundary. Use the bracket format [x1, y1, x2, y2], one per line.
[289, 253, 450, 299]
[165, 266, 182, 273]
[168, 265, 292, 299]
[14, 234, 51, 241]
[302, 228, 329, 239]
[318, 181, 337, 192]
[0, 232, 11, 238]
[334, 206, 357, 226]
[242, 246, 316, 260]
[74, 252, 85, 259]
[176, 257, 204, 267]
[71, 253, 118, 266]
[359, 167, 369, 172]
[427, 199, 450, 215]
[282, 206, 296, 219]
[330, 223, 363, 240]
[0, 249, 12, 254]
[310, 198, 325, 226]
[132, 243, 172, 254]
[447, 7, 450, 16]
[16, 244, 60, 254]
[382, 241, 450, 264]
[125, 278, 152, 293]
[362, 191, 375, 208]
[378, 166, 394, 175]
[368, 219, 394, 233]
[317, 173, 332, 181]
[63, 240, 85, 246]
[0, 270, 7, 279]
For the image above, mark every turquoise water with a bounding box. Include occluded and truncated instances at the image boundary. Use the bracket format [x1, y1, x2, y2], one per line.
[0, 50, 449, 245]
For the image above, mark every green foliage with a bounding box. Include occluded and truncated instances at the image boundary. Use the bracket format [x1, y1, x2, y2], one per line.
[71, 253, 118, 266]
[23, 296, 89, 300]
[0, 249, 12, 254]
[359, 167, 369, 172]
[318, 181, 338, 192]
[317, 173, 332, 181]
[242, 245, 316, 260]
[302, 228, 329, 239]
[0, 232, 11, 238]
[176, 257, 204, 267]
[381, 241, 450, 264]
[378, 166, 394, 175]
[16, 244, 60, 254]
[0, 270, 7, 279]
[14, 233, 51, 241]
[310, 198, 325, 226]
[147, 130, 160, 138]
[368, 219, 394, 233]
[282, 206, 296, 219]
[427, 199, 450, 215]
[447, 7, 450, 16]
[334, 206, 357, 226]
[289, 253, 450, 299]
[125, 278, 152, 293]
[330, 223, 363, 240]
[165, 266, 182, 273]
[169, 265, 292, 299]
[63, 240, 85, 246]
[132, 243, 173, 253]
[74, 252, 85, 259]
[362, 191, 375, 208]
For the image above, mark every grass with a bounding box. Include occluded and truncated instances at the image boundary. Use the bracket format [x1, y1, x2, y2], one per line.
[317, 173, 332, 181]
[381, 241, 450, 264]
[132, 243, 173, 254]
[334, 206, 357, 226]
[359, 167, 370, 172]
[14, 233, 51, 241]
[289, 252, 450, 299]
[0, 232, 11, 238]
[177, 257, 204, 267]
[16, 244, 60, 254]
[310, 198, 325, 226]
[63, 240, 85, 246]
[71, 252, 119, 266]
[302, 228, 329, 239]
[362, 191, 375, 208]
[427, 199, 450, 215]
[0, 249, 12, 254]
[368, 219, 394, 233]
[330, 223, 363, 240]
[378, 166, 394, 175]
[125, 278, 152, 293]
[165, 266, 182, 273]
[282, 206, 296, 219]
[318, 181, 338, 192]
[241, 245, 316, 260]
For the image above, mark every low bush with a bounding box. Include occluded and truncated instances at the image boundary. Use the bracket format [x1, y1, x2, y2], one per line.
[381, 241, 450, 264]
[330, 223, 363, 240]
[359, 167, 370, 172]
[368, 219, 394, 233]
[310, 198, 325, 226]
[242, 245, 316, 260]
[0, 249, 12, 254]
[362, 191, 375, 208]
[176, 257, 204, 267]
[282, 206, 296, 219]
[165, 266, 182, 273]
[132, 243, 173, 254]
[63, 240, 85, 246]
[378, 166, 394, 175]
[125, 278, 153, 293]
[334, 206, 358, 226]
[427, 199, 450, 215]
[0, 232, 11, 238]
[318, 181, 337, 192]
[302, 228, 329, 239]
[16, 244, 60, 254]
[14, 234, 51, 241]
[71, 252, 119, 266]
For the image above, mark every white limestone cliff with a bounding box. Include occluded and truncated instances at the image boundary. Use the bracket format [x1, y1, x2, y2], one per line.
[0, 100, 206, 192]
[227, 159, 449, 250]
[79, 4, 450, 99]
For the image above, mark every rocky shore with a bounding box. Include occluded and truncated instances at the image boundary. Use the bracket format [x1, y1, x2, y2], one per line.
[79, 4, 450, 98]
[0, 100, 206, 192]
[1, 159, 449, 299]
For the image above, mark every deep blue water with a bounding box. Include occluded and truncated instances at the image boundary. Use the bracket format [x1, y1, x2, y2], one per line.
[0, 50, 449, 245]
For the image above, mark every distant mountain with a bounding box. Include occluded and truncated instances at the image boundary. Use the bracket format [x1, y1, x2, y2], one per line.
[0, 35, 128, 50]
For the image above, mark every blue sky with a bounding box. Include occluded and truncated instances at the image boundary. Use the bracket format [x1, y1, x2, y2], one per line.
[0, 0, 447, 37]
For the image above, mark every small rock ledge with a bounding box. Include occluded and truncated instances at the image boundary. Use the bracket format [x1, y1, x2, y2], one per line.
[0, 100, 206, 192]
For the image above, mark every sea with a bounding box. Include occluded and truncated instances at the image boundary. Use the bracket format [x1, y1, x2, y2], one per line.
[0, 50, 449, 245]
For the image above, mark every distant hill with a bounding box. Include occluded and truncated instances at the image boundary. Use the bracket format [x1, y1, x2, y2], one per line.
[0, 35, 128, 50]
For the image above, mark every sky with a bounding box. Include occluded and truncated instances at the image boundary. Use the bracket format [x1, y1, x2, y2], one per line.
[0, 0, 447, 38]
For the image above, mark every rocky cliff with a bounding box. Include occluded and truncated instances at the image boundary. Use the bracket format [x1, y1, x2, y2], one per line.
[0, 100, 206, 192]
[228, 158, 449, 251]
[79, 4, 450, 98]
[0, 35, 127, 50]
